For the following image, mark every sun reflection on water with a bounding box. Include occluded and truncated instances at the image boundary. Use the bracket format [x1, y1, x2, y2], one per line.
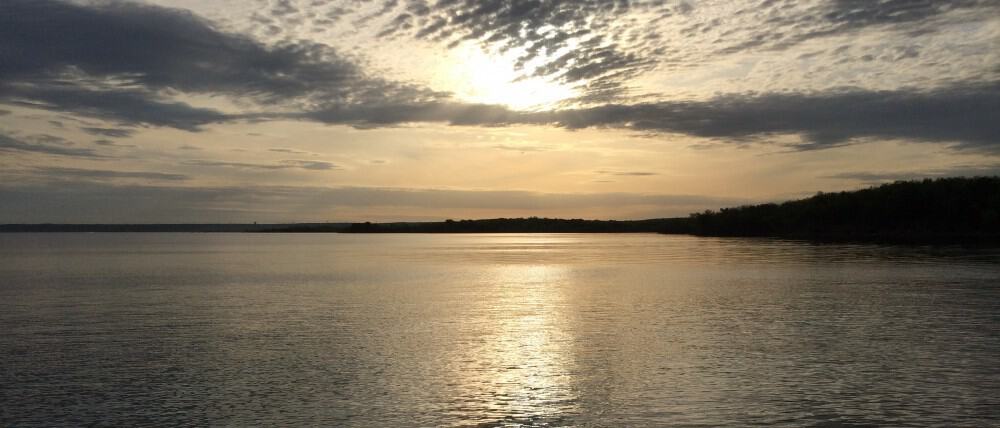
[451, 263, 580, 426]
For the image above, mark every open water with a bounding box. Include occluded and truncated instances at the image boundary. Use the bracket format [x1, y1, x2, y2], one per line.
[1, 233, 997, 426]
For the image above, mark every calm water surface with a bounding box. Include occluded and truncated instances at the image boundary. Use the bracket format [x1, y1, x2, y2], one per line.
[1, 233, 998, 426]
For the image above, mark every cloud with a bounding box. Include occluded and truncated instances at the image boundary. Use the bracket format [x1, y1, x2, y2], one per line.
[182, 159, 337, 170]
[0, 132, 102, 158]
[93, 139, 135, 148]
[183, 160, 292, 170]
[282, 160, 337, 170]
[1, 83, 233, 131]
[824, 0, 986, 31]
[596, 170, 658, 177]
[31, 134, 68, 145]
[372, 0, 674, 100]
[81, 127, 135, 138]
[177, 145, 203, 151]
[0, 0, 439, 130]
[0, 181, 747, 223]
[32, 166, 189, 182]
[493, 144, 548, 152]
[1, 0, 349, 99]
[269, 147, 313, 155]
[691, 1, 997, 61]
[363, 0, 997, 101]
[2, 0, 996, 154]
[551, 82, 1000, 151]
[302, 81, 1000, 152]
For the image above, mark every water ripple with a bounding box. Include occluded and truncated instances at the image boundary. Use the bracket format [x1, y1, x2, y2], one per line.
[0, 233, 997, 426]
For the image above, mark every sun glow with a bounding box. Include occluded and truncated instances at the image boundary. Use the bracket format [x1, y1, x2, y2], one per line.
[447, 45, 577, 111]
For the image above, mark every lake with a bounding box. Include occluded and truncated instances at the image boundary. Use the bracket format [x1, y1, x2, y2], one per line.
[1, 233, 998, 426]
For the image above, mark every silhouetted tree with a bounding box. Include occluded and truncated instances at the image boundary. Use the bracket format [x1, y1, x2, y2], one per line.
[686, 177, 1000, 243]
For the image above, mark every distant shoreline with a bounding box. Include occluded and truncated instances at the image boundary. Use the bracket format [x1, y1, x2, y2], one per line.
[3, 178, 997, 245]
[0, 219, 676, 234]
[2, 219, 997, 245]
[1, 222, 997, 245]
[0, 224, 346, 233]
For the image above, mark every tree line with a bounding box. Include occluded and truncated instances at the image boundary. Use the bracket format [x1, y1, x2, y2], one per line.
[685, 177, 1000, 243]
[337, 177, 999, 243]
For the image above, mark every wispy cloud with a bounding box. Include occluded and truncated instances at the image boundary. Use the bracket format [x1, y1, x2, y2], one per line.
[182, 159, 337, 171]
[269, 147, 314, 155]
[596, 170, 658, 177]
[93, 139, 135, 148]
[81, 127, 135, 138]
[282, 160, 338, 170]
[493, 144, 548, 152]
[33, 166, 188, 182]
[0, 132, 102, 158]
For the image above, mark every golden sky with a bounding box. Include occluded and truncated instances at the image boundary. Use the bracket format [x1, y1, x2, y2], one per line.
[1, 0, 998, 222]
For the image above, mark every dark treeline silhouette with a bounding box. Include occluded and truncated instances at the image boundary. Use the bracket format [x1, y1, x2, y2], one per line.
[686, 177, 1000, 243]
[333, 177, 1000, 243]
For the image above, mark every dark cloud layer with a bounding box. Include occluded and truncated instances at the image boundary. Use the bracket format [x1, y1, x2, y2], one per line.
[303, 82, 1000, 151]
[1, 0, 354, 99]
[0, 0, 438, 129]
[553, 82, 1000, 151]
[1, 80, 232, 131]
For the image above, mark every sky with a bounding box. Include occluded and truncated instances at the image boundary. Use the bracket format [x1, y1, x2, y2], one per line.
[1, 0, 998, 223]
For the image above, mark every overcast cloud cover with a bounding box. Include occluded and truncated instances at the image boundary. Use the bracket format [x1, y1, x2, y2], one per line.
[0, 0, 997, 222]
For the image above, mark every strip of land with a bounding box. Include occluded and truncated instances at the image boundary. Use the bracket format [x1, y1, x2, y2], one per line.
[0, 223, 348, 233]
[3, 177, 997, 244]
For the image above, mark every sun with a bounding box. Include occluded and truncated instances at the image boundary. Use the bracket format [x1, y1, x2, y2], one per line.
[446, 44, 577, 111]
